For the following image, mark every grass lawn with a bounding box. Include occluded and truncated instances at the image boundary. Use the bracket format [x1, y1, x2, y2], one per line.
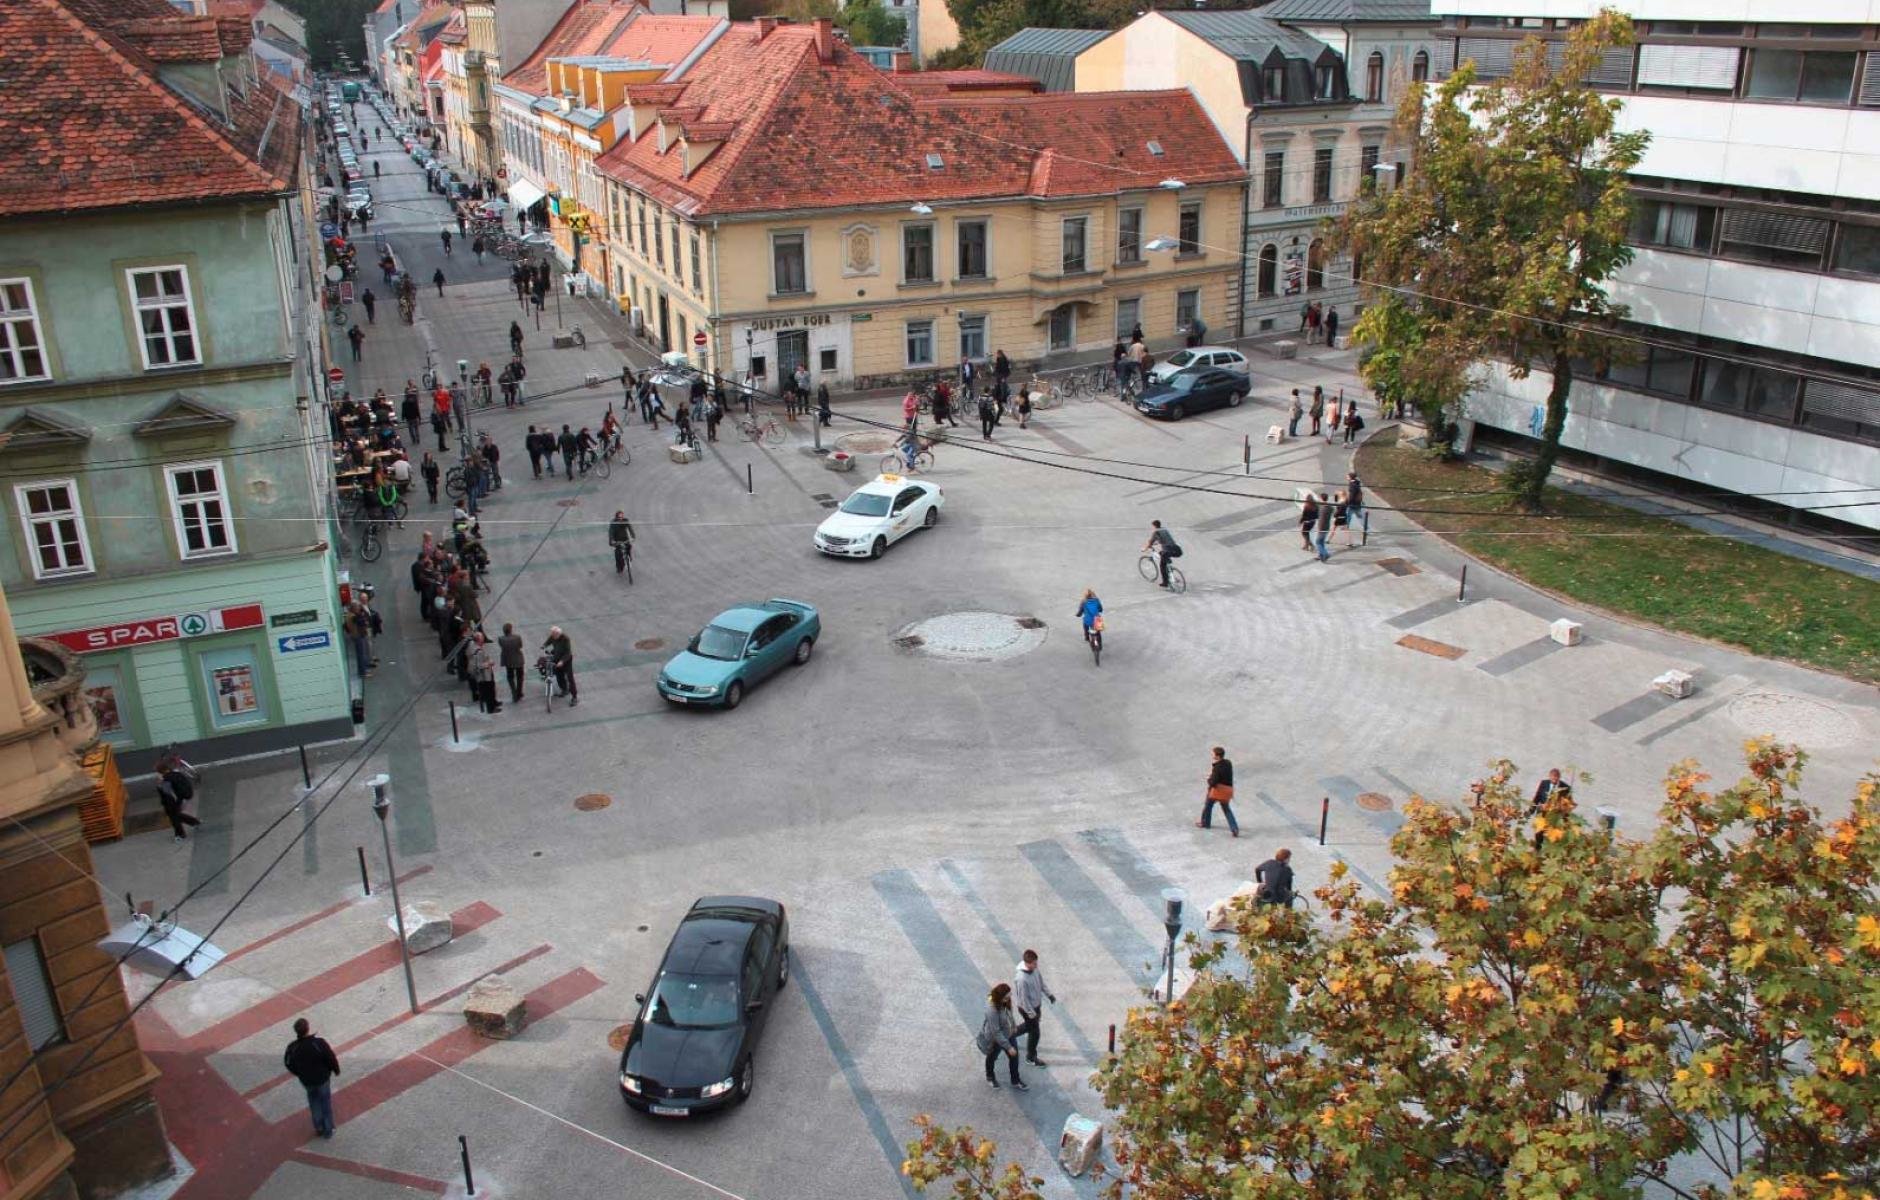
[1355, 428, 1880, 685]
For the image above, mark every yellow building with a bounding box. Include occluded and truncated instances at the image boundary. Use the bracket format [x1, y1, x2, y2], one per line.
[593, 18, 1245, 390]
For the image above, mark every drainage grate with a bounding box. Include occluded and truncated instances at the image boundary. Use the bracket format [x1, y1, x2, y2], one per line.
[1356, 791, 1393, 812]
[633, 638, 664, 652]
[1376, 558, 1420, 576]
[1396, 634, 1466, 660]
[575, 793, 613, 812]
[1015, 617, 1046, 629]
[894, 634, 926, 650]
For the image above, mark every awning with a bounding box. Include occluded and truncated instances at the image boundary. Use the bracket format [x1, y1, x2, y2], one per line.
[507, 178, 546, 210]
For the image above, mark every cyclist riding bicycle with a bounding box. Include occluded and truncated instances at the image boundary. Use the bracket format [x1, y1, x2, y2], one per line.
[897, 430, 923, 471]
[1075, 589, 1104, 644]
[608, 510, 635, 574]
[599, 410, 622, 456]
[574, 426, 597, 473]
[1144, 520, 1181, 589]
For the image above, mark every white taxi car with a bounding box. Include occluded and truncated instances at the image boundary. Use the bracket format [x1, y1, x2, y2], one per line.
[814, 474, 944, 559]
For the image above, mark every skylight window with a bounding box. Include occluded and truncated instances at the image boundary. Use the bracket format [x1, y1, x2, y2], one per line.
[1146, 140, 1164, 156]
[926, 153, 945, 170]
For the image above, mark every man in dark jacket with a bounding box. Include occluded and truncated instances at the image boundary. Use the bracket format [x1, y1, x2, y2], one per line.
[1197, 745, 1238, 836]
[284, 1017, 341, 1137]
[1254, 849, 1294, 907]
[525, 425, 543, 477]
[498, 622, 526, 702]
[542, 625, 576, 706]
[557, 425, 579, 481]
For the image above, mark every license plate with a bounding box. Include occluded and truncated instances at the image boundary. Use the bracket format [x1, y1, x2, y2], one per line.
[665, 694, 688, 704]
[650, 1105, 689, 1116]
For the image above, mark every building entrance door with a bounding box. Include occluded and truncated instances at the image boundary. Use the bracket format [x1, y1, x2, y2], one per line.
[777, 330, 808, 385]
[657, 294, 671, 351]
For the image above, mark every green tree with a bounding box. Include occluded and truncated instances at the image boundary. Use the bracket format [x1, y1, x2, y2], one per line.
[941, 0, 1137, 67]
[279, 0, 376, 71]
[838, 0, 908, 47]
[1335, 11, 1647, 510]
[905, 746, 1880, 1200]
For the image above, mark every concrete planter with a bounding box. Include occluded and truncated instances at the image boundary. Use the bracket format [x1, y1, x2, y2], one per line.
[824, 451, 854, 472]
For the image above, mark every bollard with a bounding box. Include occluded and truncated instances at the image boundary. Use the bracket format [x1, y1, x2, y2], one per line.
[459, 1135, 476, 1196]
[298, 744, 312, 790]
[1243, 434, 1250, 475]
[1318, 796, 1329, 847]
[448, 700, 460, 743]
[746, 462, 754, 495]
[1362, 510, 1370, 547]
[1458, 563, 1468, 602]
[357, 846, 371, 896]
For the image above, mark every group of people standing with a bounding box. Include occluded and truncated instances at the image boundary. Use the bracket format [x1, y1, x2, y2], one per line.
[1286, 386, 1367, 444]
[1299, 471, 1365, 563]
[1300, 301, 1340, 346]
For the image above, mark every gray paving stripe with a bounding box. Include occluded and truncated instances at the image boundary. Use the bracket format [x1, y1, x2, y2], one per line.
[1077, 827, 1179, 921]
[1635, 689, 1742, 747]
[1018, 840, 1159, 978]
[1320, 773, 1404, 837]
[1194, 504, 1280, 532]
[1592, 690, 1679, 733]
[1386, 596, 1473, 630]
[1250, 791, 1389, 898]
[1322, 566, 1394, 593]
[1026, 422, 1091, 456]
[1476, 636, 1565, 678]
[871, 869, 1100, 1197]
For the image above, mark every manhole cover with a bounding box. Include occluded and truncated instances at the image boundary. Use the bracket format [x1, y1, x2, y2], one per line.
[1356, 792, 1393, 812]
[575, 793, 612, 812]
[556, 499, 581, 508]
[607, 1024, 633, 1052]
[633, 638, 664, 651]
[1725, 692, 1860, 747]
[894, 612, 1047, 662]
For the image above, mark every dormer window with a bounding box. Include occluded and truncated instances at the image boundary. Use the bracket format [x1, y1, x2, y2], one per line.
[1316, 64, 1340, 100]
[1263, 66, 1285, 101]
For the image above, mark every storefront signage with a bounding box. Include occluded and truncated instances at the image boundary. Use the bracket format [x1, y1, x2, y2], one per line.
[46, 604, 266, 655]
[277, 631, 333, 654]
[748, 314, 833, 333]
[270, 609, 320, 628]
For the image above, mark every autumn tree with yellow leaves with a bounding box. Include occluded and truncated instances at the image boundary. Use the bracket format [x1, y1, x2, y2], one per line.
[905, 743, 1878, 1200]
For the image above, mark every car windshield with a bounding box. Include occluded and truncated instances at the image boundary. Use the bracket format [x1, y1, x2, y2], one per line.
[1165, 350, 1198, 368]
[693, 624, 748, 661]
[645, 972, 740, 1029]
[840, 492, 892, 517]
[1168, 375, 1200, 392]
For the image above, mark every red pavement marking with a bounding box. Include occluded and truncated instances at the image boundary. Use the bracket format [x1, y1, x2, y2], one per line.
[189, 901, 501, 1053]
[240, 943, 554, 1101]
[223, 866, 435, 965]
[144, 966, 605, 1200]
[288, 1148, 448, 1194]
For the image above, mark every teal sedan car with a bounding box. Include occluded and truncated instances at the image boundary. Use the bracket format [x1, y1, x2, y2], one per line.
[656, 599, 821, 709]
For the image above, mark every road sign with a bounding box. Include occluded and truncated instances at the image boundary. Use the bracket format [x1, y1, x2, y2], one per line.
[693, 330, 708, 348]
[328, 367, 346, 384]
[278, 631, 333, 654]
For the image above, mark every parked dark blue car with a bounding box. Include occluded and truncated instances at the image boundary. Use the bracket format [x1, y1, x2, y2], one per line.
[1133, 367, 1251, 421]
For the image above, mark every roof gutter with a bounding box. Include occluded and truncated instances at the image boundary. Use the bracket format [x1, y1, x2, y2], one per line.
[1236, 104, 1258, 340]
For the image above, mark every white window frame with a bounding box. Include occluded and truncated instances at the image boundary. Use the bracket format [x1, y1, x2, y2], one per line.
[958, 313, 986, 361]
[15, 479, 93, 580]
[0, 277, 51, 384]
[905, 319, 935, 367]
[165, 460, 238, 559]
[125, 265, 201, 369]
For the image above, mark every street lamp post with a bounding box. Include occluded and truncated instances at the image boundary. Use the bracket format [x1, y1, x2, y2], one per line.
[369, 774, 421, 1016]
[1160, 887, 1185, 1007]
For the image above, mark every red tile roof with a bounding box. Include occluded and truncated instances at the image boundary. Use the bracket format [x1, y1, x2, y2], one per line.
[503, 2, 720, 96]
[0, 0, 299, 219]
[885, 68, 1043, 96]
[594, 23, 1240, 218]
[436, 10, 466, 46]
[117, 15, 224, 62]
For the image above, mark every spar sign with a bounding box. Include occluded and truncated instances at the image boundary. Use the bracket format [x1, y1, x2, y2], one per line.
[45, 604, 266, 654]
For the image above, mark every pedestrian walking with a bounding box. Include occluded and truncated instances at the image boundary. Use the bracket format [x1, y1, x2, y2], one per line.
[1196, 745, 1239, 836]
[542, 625, 577, 706]
[817, 383, 831, 427]
[156, 767, 200, 842]
[1326, 393, 1342, 445]
[498, 622, 526, 703]
[420, 451, 440, 503]
[1309, 386, 1324, 436]
[283, 1018, 341, 1138]
[976, 984, 1027, 1090]
[1325, 306, 1340, 347]
[1016, 385, 1032, 429]
[433, 267, 446, 297]
[343, 602, 374, 679]
[510, 321, 524, 357]
[1299, 493, 1319, 551]
[471, 633, 502, 713]
[361, 288, 377, 324]
[473, 236, 485, 264]
[441, 228, 454, 255]
[1012, 950, 1057, 1066]
[401, 383, 421, 443]
[372, 160, 380, 179]
[1342, 400, 1363, 445]
[525, 425, 543, 477]
[705, 395, 722, 442]
[978, 390, 997, 441]
[1254, 848, 1295, 907]
[557, 425, 578, 481]
[346, 323, 364, 362]
[1314, 493, 1335, 562]
[959, 355, 977, 401]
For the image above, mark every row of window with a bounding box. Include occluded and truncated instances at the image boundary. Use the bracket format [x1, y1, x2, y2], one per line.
[1259, 145, 1393, 210]
[15, 461, 235, 582]
[611, 186, 705, 298]
[893, 290, 1208, 367]
[1578, 337, 1879, 445]
[1629, 195, 1880, 277]
[0, 267, 199, 384]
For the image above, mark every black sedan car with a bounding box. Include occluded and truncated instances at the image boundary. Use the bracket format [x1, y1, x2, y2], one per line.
[618, 896, 789, 1116]
[1134, 367, 1250, 421]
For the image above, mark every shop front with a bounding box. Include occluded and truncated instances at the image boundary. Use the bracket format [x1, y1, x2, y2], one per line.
[729, 311, 852, 394]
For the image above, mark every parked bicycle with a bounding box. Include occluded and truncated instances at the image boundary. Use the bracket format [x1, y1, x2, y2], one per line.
[739, 415, 785, 446]
[357, 517, 385, 563]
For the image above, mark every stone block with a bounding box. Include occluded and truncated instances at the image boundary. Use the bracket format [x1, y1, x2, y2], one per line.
[668, 443, 701, 464]
[824, 450, 855, 472]
[1205, 881, 1259, 932]
[1271, 340, 1299, 359]
[1653, 669, 1695, 699]
[1059, 1114, 1104, 1177]
[389, 900, 452, 955]
[551, 332, 576, 349]
[1265, 424, 1285, 444]
[1549, 619, 1583, 646]
[462, 974, 528, 1039]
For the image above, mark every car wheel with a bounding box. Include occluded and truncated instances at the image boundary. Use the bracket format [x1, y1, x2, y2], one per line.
[869, 536, 886, 559]
[736, 1058, 755, 1105]
[1168, 404, 1185, 421]
[923, 507, 938, 529]
[1228, 390, 1244, 408]
[723, 680, 744, 709]
[777, 945, 790, 988]
[792, 638, 813, 666]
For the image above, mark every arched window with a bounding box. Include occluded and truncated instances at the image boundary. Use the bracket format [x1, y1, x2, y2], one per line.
[1412, 49, 1430, 84]
[1258, 244, 1278, 298]
[1307, 239, 1326, 291]
[1366, 51, 1385, 103]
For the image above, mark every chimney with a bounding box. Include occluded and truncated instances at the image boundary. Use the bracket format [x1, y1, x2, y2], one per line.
[813, 17, 834, 62]
[754, 16, 778, 40]
[892, 50, 912, 73]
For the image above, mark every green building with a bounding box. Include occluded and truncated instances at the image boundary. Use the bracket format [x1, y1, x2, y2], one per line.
[0, 0, 352, 771]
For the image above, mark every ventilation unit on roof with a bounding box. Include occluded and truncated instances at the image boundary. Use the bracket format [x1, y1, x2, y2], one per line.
[926, 153, 944, 170]
[1146, 140, 1164, 156]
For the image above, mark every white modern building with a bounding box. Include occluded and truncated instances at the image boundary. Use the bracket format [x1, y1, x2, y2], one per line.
[1430, 2, 1880, 537]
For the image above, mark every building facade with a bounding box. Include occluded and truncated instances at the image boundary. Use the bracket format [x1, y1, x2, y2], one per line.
[1429, 2, 1880, 536]
[587, 18, 1244, 388]
[0, 0, 353, 769]
[1075, 4, 1447, 339]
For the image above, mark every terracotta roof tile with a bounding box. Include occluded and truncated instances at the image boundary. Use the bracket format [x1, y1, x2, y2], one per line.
[595, 24, 1240, 218]
[214, 15, 255, 55]
[117, 15, 224, 62]
[885, 68, 1043, 95]
[0, 0, 298, 219]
